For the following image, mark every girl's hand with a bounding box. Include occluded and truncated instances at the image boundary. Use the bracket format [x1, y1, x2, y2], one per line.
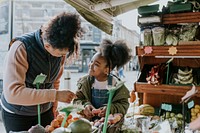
[83, 105, 95, 119]
[98, 106, 106, 117]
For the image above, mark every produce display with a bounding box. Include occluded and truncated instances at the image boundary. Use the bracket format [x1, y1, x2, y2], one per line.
[173, 67, 194, 85]
[45, 114, 79, 132]
[161, 112, 184, 127]
[44, 111, 123, 133]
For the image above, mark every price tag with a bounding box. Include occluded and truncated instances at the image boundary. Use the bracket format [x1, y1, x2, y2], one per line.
[188, 100, 194, 109]
[144, 46, 153, 54]
[33, 73, 47, 84]
[168, 46, 177, 55]
[161, 103, 172, 111]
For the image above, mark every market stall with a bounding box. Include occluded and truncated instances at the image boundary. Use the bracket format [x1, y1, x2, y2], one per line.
[133, 0, 200, 132]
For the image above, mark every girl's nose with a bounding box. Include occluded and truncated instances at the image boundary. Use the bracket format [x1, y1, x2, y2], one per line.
[88, 62, 93, 68]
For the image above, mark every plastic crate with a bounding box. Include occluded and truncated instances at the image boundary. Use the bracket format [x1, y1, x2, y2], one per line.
[169, 3, 193, 13]
[138, 4, 159, 16]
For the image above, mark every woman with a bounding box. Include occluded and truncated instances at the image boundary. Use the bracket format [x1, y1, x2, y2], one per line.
[1, 12, 81, 132]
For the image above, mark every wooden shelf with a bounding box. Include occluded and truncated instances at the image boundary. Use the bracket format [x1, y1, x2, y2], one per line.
[136, 45, 200, 57]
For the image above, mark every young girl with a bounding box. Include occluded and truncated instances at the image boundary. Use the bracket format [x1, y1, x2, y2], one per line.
[75, 39, 132, 120]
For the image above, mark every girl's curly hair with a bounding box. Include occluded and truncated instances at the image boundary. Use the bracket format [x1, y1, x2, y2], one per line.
[99, 39, 132, 72]
[42, 12, 81, 57]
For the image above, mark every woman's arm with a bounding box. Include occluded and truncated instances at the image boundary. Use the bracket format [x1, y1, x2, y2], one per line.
[3, 41, 57, 105]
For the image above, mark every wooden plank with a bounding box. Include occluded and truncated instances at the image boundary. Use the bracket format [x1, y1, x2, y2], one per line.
[135, 82, 200, 97]
[163, 16, 200, 21]
[163, 20, 200, 24]
[163, 12, 200, 24]
[136, 45, 200, 56]
[163, 12, 200, 18]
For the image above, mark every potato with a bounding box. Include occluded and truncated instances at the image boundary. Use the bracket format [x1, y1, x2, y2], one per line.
[195, 105, 200, 109]
[176, 113, 183, 119]
[47, 125, 55, 132]
[51, 119, 60, 128]
[170, 112, 175, 117]
[56, 114, 64, 124]
[191, 108, 195, 113]
[194, 108, 200, 113]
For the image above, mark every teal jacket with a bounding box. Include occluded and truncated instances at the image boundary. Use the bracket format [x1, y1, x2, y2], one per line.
[75, 75, 130, 115]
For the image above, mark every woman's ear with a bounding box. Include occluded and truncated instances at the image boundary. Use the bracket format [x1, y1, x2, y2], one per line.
[44, 43, 51, 50]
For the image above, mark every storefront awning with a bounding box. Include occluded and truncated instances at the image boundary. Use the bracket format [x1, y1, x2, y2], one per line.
[64, 0, 157, 35]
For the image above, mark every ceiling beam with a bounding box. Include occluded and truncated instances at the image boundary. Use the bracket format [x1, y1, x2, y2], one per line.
[70, 0, 113, 22]
[89, 0, 138, 11]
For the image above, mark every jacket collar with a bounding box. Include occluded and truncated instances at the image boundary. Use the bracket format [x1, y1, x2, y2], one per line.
[35, 29, 46, 52]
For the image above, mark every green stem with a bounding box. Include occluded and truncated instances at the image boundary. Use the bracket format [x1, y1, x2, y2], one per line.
[36, 83, 41, 125]
[61, 111, 70, 127]
[103, 90, 115, 133]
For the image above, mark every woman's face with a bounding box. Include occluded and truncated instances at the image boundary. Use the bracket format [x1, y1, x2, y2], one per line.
[44, 43, 68, 57]
[88, 53, 109, 81]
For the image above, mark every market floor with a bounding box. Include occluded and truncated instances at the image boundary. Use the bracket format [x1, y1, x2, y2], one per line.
[0, 70, 139, 132]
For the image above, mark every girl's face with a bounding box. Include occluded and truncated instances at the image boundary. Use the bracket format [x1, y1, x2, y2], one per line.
[88, 53, 109, 81]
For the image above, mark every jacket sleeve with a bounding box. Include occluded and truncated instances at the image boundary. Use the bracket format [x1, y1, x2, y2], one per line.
[110, 85, 130, 115]
[3, 41, 56, 106]
[74, 75, 92, 106]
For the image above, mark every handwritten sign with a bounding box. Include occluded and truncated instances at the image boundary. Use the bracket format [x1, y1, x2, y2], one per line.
[188, 100, 194, 109]
[161, 103, 172, 111]
[144, 46, 153, 54]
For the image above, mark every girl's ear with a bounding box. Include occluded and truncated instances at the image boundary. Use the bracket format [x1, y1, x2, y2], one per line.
[104, 67, 112, 75]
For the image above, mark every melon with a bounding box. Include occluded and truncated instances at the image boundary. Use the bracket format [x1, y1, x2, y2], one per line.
[69, 118, 92, 133]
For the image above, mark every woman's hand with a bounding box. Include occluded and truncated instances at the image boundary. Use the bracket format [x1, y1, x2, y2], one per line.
[53, 101, 59, 118]
[83, 105, 95, 119]
[56, 90, 76, 103]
